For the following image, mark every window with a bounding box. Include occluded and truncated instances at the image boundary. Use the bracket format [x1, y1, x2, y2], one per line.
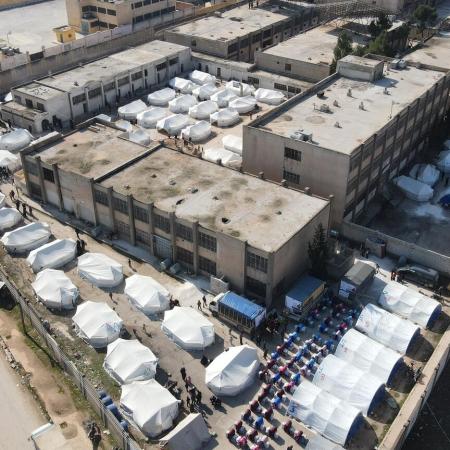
[284, 147, 301, 161]
[94, 189, 109, 206]
[274, 83, 287, 91]
[247, 76, 259, 85]
[144, 0, 151, 5]
[134, 15, 143, 23]
[14, 95, 22, 104]
[29, 182, 42, 198]
[134, 1, 143, 7]
[199, 256, 216, 275]
[288, 85, 297, 94]
[285, 63, 292, 72]
[117, 76, 128, 87]
[191, 40, 197, 47]
[246, 276, 266, 297]
[144, 12, 152, 20]
[88, 87, 101, 99]
[42, 167, 55, 183]
[263, 29, 271, 38]
[25, 160, 38, 176]
[154, 214, 170, 233]
[25, 99, 33, 108]
[136, 229, 151, 245]
[169, 57, 179, 66]
[103, 81, 115, 91]
[113, 197, 128, 214]
[107, 9, 116, 15]
[247, 251, 268, 273]
[176, 223, 193, 242]
[252, 33, 261, 43]
[283, 170, 300, 184]
[36, 102, 45, 112]
[82, 5, 90, 12]
[177, 247, 193, 266]
[134, 205, 149, 223]
[116, 220, 130, 237]
[72, 93, 86, 105]
[131, 72, 142, 81]
[97, 6, 106, 13]
[240, 37, 249, 47]
[228, 43, 238, 54]
[156, 62, 166, 71]
[274, 24, 283, 34]
[198, 232, 216, 252]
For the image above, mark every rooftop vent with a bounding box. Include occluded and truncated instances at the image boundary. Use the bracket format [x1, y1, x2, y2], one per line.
[320, 103, 331, 113]
[221, 217, 230, 224]
[290, 130, 313, 142]
[333, 100, 339, 107]
[317, 91, 325, 99]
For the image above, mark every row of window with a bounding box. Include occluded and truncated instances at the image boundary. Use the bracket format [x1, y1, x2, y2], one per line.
[283, 170, 300, 185]
[247, 251, 268, 273]
[14, 95, 46, 112]
[132, 6, 175, 23]
[132, 0, 165, 8]
[284, 147, 302, 161]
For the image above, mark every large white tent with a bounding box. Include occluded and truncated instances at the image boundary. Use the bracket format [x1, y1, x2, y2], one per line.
[378, 282, 441, 328]
[26, 238, 77, 272]
[169, 94, 197, 113]
[189, 70, 216, 85]
[210, 89, 238, 107]
[104, 339, 158, 385]
[161, 307, 214, 350]
[1, 222, 51, 253]
[181, 121, 211, 142]
[73, 301, 122, 348]
[137, 107, 168, 128]
[156, 114, 190, 135]
[193, 83, 220, 101]
[313, 354, 385, 416]
[254, 88, 285, 105]
[287, 381, 362, 446]
[222, 135, 242, 155]
[77, 253, 123, 288]
[125, 274, 170, 315]
[356, 303, 420, 354]
[169, 77, 196, 94]
[120, 379, 179, 437]
[0, 150, 20, 171]
[205, 345, 259, 396]
[202, 147, 242, 168]
[210, 108, 240, 127]
[0, 207, 22, 230]
[228, 96, 256, 114]
[334, 329, 403, 386]
[147, 88, 176, 106]
[118, 100, 148, 120]
[0, 128, 33, 152]
[32, 269, 78, 310]
[226, 80, 255, 97]
[189, 100, 218, 119]
[305, 435, 344, 450]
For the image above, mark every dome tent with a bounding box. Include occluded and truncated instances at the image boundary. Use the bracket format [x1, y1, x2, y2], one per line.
[0, 207, 22, 230]
[210, 108, 240, 127]
[169, 77, 196, 94]
[162, 307, 214, 350]
[189, 70, 216, 85]
[189, 100, 218, 120]
[125, 274, 170, 315]
[104, 339, 158, 385]
[169, 94, 197, 113]
[205, 345, 259, 396]
[26, 238, 77, 272]
[0, 150, 20, 171]
[120, 379, 179, 437]
[147, 88, 176, 106]
[210, 89, 237, 107]
[32, 269, 78, 310]
[73, 301, 122, 348]
[0, 128, 33, 152]
[393, 176, 433, 202]
[203, 147, 242, 168]
[77, 252, 123, 288]
[222, 135, 242, 155]
[228, 96, 257, 114]
[1, 222, 51, 253]
[127, 128, 151, 146]
[137, 107, 168, 128]
[193, 83, 220, 101]
[181, 121, 211, 142]
[118, 100, 148, 120]
[254, 88, 285, 105]
[226, 80, 255, 97]
[156, 114, 190, 136]
[115, 119, 133, 132]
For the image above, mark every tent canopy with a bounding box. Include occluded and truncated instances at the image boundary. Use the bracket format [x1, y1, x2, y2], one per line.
[147, 88, 176, 106]
[210, 108, 239, 127]
[228, 96, 256, 114]
[118, 100, 148, 120]
[77, 253, 123, 288]
[169, 94, 197, 113]
[104, 338, 158, 385]
[226, 80, 255, 97]
[169, 77, 195, 94]
[222, 135, 242, 155]
[120, 379, 179, 437]
[189, 100, 218, 119]
[127, 129, 151, 146]
[306, 435, 344, 450]
[0, 128, 33, 152]
[189, 70, 216, 85]
[181, 121, 211, 142]
[254, 88, 285, 105]
[1, 222, 51, 252]
[394, 175, 434, 202]
[27, 238, 77, 272]
[210, 89, 238, 107]
[157, 114, 190, 135]
[202, 147, 242, 168]
[285, 274, 324, 311]
[0, 207, 22, 230]
[0, 150, 20, 171]
[137, 107, 168, 128]
[205, 345, 259, 396]
[125, 274, 170, 314]
[193, 83, 219, 101]
[115, 119, 132, 132]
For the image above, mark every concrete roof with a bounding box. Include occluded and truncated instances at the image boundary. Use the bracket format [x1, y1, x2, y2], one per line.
[15, 82, 64, 101]
[100, 146, 328, 251]
[404, 34, 450, 70]
[256, 63, 444, 155]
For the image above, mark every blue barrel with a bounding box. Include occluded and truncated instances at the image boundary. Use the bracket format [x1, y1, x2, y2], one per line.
[271, 351, 279, 360]
[101, 395, 112, 406]
[120, 420, 128, 432]
[107, 403, 120, 419]
[98, 390, 107, 399]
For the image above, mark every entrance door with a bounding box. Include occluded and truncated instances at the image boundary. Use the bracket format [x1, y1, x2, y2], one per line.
[153, 235, 172, 260]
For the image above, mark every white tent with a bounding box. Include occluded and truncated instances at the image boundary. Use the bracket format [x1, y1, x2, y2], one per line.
[205, 345, 259, 396]
[210, 89, 238, 108]
[32, 269, 78, 310]
[393, 176, 433, 202]
[409, 164, 440, 187]
[156, 114, 190, 136]
[104, 338, 158, 384]
[210, 108, 240, 127]
[189, 100, 218, 119]
[137, 107, 168, 128]
[0, 207, 22, 230]
[169, 94, 197, 113]
[1, 222, 51, 253]
[77, 252, 123, 288]
[120, 379, 179, 437]
[169, 77, 196, 94]
[306, 435, 344, 450]
[378, 282, 441, 328]
[228, 96, 256, 114]
[0, 150, 20, 171]
[203, 147, 242, 168]
[193, 83, 220, 101]
[118, 100, 148, 120]
[125, 274, 170, 315]
[127, 128, 151, 146]
[115, 119, 133, 132]
[222, 135, 242, 155]
[313, 354, 385, 416]
[287, 381, 362, 446]
[0, 193, 4, 208]
[161, 307, 214, 350]
[226, 80, 255, 97]
[189, 70, 216, 85]
[73, 301, 122, 348]
[27, 238, 77, 272]
[96, 113, 112, 122]
[148, 88, 176, 106]
[356, 303, 420, 354]
[181, 121, 211, 142]
[334, 329, 402, 385]
[437, 149, 450, 174]
[0, 129, 33, 152]
[254, 88, 285, 105]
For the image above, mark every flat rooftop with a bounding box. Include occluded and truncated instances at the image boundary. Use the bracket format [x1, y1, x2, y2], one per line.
[100, 146, 328, 251]
[256, 63, 444, 155]
[405, 34, 450, 70]
[15, 82, 64, 101]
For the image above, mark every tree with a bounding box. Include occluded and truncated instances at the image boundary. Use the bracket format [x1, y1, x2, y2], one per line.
[367, 31, 394, 57]
[353, 45, 367, 57]
[413, 5, 437, 38]
[368, 13, 392, 39]
[308, 223, 329, 279]
[330, 32, 353, 73]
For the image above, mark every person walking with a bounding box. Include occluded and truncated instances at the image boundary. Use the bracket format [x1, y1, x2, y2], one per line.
[196, 389, 202, 405]
[28, 204, 33, 217]
[180, 366, 186, 381]
[15, 199, 20, 210]
[21, 203, 27, 218]
[202, 295, 207, 308]
[9, 190, 15, 201]
[186, 396, 191, 408]
[239, 331, 243, 345]
[197, 300, 202, 310]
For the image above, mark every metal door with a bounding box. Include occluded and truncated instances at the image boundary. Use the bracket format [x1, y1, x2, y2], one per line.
[153, 235, 172, 260]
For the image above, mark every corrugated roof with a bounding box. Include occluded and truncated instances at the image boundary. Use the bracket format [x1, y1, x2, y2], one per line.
[220, 292, 265, 320]
[286, 275, 324, 303]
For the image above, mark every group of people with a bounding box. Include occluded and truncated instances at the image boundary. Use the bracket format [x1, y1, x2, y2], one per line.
[0, 166, 12, 183]
[10, 190, 32, 218]
[390, 270, 403, 282]
[180, 366, 203, 412]
[197, 295, 208, 310]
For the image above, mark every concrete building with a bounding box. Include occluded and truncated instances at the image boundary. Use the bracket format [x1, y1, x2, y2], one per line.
[18, 121, 330, 305]
[164, 3, 319, 62]
[243, 55, 450, 227]
[405, 34, 450, 70]
[66, 0, 176, 33]
[0, 40, 191, 133]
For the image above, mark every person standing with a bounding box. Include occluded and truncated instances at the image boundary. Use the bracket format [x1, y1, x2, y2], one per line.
[239, 331, 243, 345]
[197, 300, 202, 310]
[202, 295, 207, 308]
[196, 390, 202, 405]
[180, 366, 186, 381]
[21, 203, 27, 218]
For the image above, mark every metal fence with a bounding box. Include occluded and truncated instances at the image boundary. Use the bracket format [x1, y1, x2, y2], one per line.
[0, 268, 141, 450]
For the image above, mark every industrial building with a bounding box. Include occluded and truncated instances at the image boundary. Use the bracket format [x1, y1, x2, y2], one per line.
[18, 121, 330, 305]
[0, 40, 190, 134]
[405, 33, 450, 70]
[243, 55, 450, 227]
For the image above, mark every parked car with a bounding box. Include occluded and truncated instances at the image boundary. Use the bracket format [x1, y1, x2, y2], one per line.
[396, 264, 439, 288]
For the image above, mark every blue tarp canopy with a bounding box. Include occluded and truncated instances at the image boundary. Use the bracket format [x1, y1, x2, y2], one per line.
[219, 292, 265, 320]
[286, 275, 324, 305]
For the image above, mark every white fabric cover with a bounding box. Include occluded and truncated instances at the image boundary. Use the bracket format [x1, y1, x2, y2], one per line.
[1, 222, 51, 252]
[0, 193, 4, 208]
[394, 175, 433, 202]
[356, 303, 420, 354]
[118, 100, 148, 120]
[203, 147, 242, 168]
[96, 113, 111, 122]
[210, 108, 240, 127]
[228, 96, 256, 114]
[125, 274, 170, 315]
[288, 381, 361, 446]
[104, 338, 158, 384]
[115, 119, 133, 132]
[162, 307, 214, 350]
[306, 435, 344, 450]
[169, 77, 196, 94]
[437, 150, 450, 174]
[189, 100, 218, 119]
[4, 92, 12, 102]
[335, 329, 402, 385]
[0, 207, 21, 230]
[181, 121, 211, 142]
[169, 95, 197, 113]
[0, 150, 20, 170]
[127, 129, 151, 146]
[156, 114, 190, 135]
[27, 238, 76, 272]
[73, 301, 122, 348]
[205, 345, 259, 396]
[32, 269, 78, 310]
[313, 354, 384, 416]
[193, 83, 220, 101]
[254, 88, 285, 105]
[222, 135, 242, 155]
[137, 107, 168, 128]
[77, 252, 123, 287]
[0, 129, 33, 152]
[121, 379, 179, 437]
[189, 70, 216, 85]
[409, 164, 440, 186]
[148, 88, 176, 106]
[378, 282, 441, 328]
[210, 89, 238, 107]
[226, 80, 255, 97]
